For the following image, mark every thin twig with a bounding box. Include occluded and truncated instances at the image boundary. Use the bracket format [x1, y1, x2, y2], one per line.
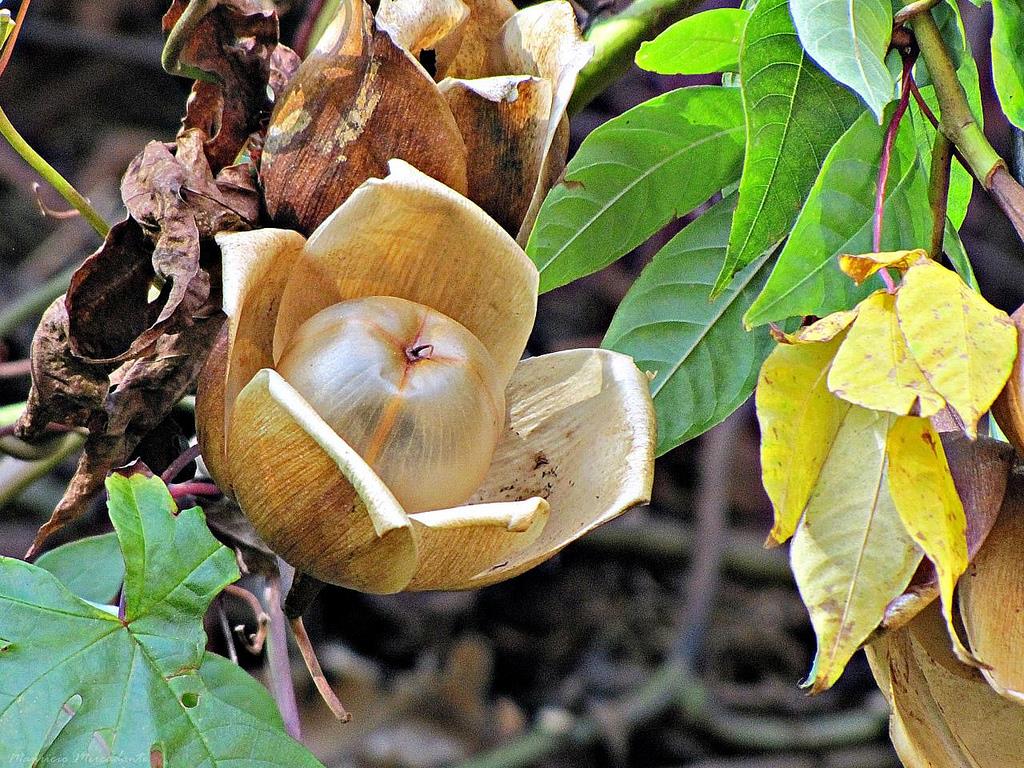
[160, 443, 202, 483]
[927, 132, 953, 259]
[291, 615, 352, 723]
[0, 0, 29, 79]
[265, 575, 303, 739]
[162, 0, 218, 82]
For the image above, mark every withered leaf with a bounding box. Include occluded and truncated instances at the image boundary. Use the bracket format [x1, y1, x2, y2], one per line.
[162, 0, 280, 171]
[202, 495, 280, 578]
[25, 314, 225, 558]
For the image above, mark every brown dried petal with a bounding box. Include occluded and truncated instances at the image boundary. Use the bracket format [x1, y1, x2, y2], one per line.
[260, 0, 468, 234]
[17, 299, 110, 438]
[162, 0, 279, 171]
[441, 75, 551, 236]
[64, 219, 159, 364]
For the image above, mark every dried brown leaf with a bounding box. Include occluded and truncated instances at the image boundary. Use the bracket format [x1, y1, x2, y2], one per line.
[162, 0, 280, 171]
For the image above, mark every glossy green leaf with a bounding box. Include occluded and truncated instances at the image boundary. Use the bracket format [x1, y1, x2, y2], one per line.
[715, 0, 864, 293]
[789, 0, 895, 120]
[744, 110, 931, 327]
[527, 86, 745, 293]
[0, 474, 323, 767]
[636, 9, 748, 75]
[35, 533, 124, 604]
[603, 197, 774, 455]
[992, 0, 1024, 129]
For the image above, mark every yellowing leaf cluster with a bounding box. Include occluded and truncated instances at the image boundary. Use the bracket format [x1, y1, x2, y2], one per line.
[757, 254, 1017, 693]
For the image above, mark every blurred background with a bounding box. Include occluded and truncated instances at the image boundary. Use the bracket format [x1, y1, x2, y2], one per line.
[1, 1, 1021, 766]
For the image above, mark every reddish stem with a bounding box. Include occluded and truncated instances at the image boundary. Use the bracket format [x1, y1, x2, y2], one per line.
[167, 481, 220, 502]
[873, 57, 914, 291]
[266, 576, 303, 739]
[160, 443, 202, 483]
[292, 0, 328, 58]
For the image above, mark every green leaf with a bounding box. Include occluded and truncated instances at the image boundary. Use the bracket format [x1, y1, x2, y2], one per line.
[602, 197, 775, 455]
[791, 407, 923, 693]
[527, 86, 745, 293]
[744, 110, 931, 327]
[715, 0, 864, 293]
[789, 0, 895, 120]
[992, 0, 1024, 129]
[35, 533, 125, 604]
[0, 474, 324, 767]
[635, 8, 749, 75]
[910, 25, 981, 228]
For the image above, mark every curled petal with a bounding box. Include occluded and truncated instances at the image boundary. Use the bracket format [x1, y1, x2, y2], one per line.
[406, 498, 549, 590]
[436, 0, 517, 79]
[867, 604, 1024, 767]
[463, 348, 656, 588]
[261, 0, 467, 234]
[497, 2, 592, 241]
[273, 160, 538, 387]
[196, 228, 306, 491]
[376, 0, 469, 56]
[229, 369, 417, 593]
[441, 75, 552, 236]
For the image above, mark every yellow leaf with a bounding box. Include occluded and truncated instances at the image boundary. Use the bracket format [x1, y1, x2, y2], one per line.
[756, 335, 850, 546]
[777, 308, 859, 344]
[827, 291, 945, 417]
[886, 415, 975, 667]
[838, 248, 927, 285]
[896, 260, 1017, 437]
[791, 406, 923, 693]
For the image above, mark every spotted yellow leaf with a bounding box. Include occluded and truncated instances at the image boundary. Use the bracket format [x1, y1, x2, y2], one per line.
[838, 248, 927, 285]
[827, 291, 945, 417]
[791, 406, 923, 693]
[896, 260, 1017, 437]
[757, 335, 850, 546]
[886, 415, 975, 666]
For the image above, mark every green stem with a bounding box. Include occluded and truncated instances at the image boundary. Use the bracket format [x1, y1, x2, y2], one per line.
[569, 0, 701, 114]
[0, 105, 109, 238]
[927, 132, 952, 259]
[909, 12, 1002, 185]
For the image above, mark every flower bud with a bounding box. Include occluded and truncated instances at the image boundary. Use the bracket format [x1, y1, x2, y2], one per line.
[275, 295, 505, 512]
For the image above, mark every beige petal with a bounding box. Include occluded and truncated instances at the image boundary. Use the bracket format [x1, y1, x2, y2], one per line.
[228, 368, 417, 593]
[260, 0, 467, 234]
[195, 228, 307, 492]
[376, 0, 469, 56]
[958, 481, 1024, 703]
[273, 160, 538, 387]
[440, 75, 552, 237]
[871, 603, 1024, 767]
[436, 0, 517, 79]
[496, 2, 593, 242]
[405, 498, 549, 590]
[461, 348, 656, 588]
